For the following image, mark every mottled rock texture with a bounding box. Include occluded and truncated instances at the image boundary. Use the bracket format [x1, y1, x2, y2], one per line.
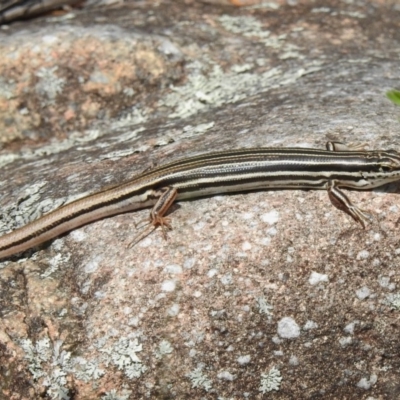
[1, 0, 400, 399]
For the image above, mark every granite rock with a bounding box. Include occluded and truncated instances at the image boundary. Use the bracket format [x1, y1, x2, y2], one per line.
[1, 1, 400, 398]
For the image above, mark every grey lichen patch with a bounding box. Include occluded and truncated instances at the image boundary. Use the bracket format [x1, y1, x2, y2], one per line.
[74, 358, 105, 382]
[259, 366, 282, 393]
[187, 365, 213, 391]
[0, 152, 18, 167]
[160, 60, 282, 120]
[277, 317, 300, 339]
[219, 14, 297, 51]
[356, 374, 377, 390]
[7, 269, 145, 397]
[154, 339, 173, 359]
[311, 7, 332, 14]
[35, 66, 65, 103]
[110, 108, 147, 130]
[0, 181, 62, 233]
[180, 122, 215, 139]
[101, 389, 132, 400]
[385, 292, 400, 310]
[336, 10, 366, 19]
[217, 370, 235, 381]
[20, 337, 72, 400]
[248, 1, 280, 10]
[237, 354, 251, 365]
[158, 12, 321, 122]
[0, 76, 15, 100]
[97, 128, 146, 161]
[19, 333, 147, 399]
[257, 296, 273, 320]
[40, 252, 71, 278]
[218, 15, 271, 40]
[0, 129, 102, 169]
[100, 337, 147, 379]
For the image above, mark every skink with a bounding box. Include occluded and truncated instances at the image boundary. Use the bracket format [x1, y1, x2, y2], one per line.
[1, 141, 400, 259]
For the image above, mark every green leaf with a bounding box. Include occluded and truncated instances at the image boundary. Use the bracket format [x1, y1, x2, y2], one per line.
[386, 90, 400, 106]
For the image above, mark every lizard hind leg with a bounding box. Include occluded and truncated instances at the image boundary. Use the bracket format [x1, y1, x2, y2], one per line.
[128, 214, 173, 248]
[128, 223, 158, 248]
[128, 186, 177, 248]
[328, 180, 371, 228]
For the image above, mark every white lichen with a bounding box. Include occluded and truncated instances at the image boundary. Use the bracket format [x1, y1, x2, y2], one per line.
[259, 366, 282, 393]
[257, 296, 273, 319]
[217, 370, 235, 381]
[277, 317, 300, 339]
[41, 253, 71, 278]
[181, 122, 215, 138]
[237, 355, 251, 365]
[0, 76, 15, 100]
[219, 15, 270, 39]
[20, 337, 72, 400]
[219, 14, 300, 51]
[356, 374, 377, 390]
[154, 340, 173, 359]
[35, 66, 65, 102]
[101, 337, 147, 379]
[160, 58, 282, 120]
[74, 358, 105, 382]
[385, 292, 400, 310]
[111, 108, 147, 129]
[187, 365, 213, 391]
[102, 389, 132, 400]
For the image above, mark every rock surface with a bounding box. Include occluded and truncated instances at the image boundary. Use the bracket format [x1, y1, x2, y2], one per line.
[1, 0, 400, 399]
